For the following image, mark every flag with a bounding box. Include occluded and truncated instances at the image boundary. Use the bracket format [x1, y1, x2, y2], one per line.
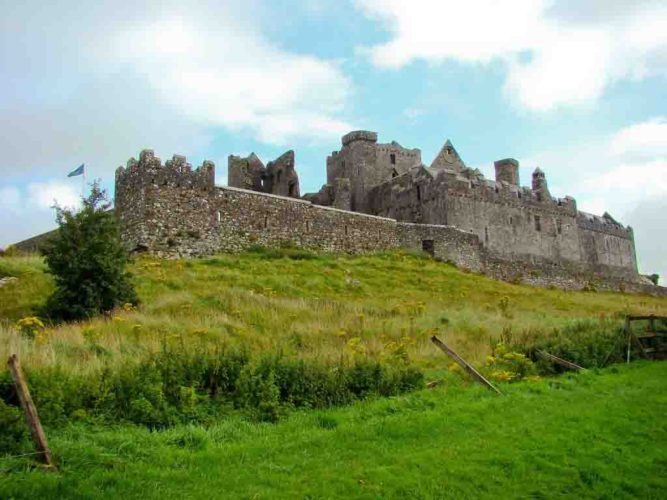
[67, 164, 85, 177]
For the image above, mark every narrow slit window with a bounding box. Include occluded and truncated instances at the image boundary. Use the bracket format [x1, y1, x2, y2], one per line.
[534, 215, 541, 232]
[390, 153, 396, 165]
[556, 218, 562, 234]
[485, 227, 489, 243]
[416, 185, 421, 201]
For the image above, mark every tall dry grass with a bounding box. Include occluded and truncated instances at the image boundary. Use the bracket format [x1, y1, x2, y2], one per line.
[1, 250, 665, 376]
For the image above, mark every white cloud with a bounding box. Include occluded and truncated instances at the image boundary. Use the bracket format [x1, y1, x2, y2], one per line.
[0, 1, 353, 179]
[0, 181, 81, 247]
[109, 17, 353, 145]
[356, 0, 667, 111]
[610, 117, 667, 159]
[27, 182, 80, 210]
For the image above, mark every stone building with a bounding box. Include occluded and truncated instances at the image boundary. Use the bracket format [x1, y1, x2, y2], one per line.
[306, 130, 638, 274]
[111, 130, 663, 294]
[228, 150, 300, 198]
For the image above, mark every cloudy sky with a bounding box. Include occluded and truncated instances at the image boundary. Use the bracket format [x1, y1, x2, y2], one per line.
[1, 0, 665, 277]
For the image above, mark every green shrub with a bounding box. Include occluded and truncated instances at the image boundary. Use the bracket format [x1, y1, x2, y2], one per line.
[41, 182, 137, 321]
[484, 342, 537, 382]
[0, 400, 29, 455]
[503, 319, 631, 374]
[0, 348, 424, 429]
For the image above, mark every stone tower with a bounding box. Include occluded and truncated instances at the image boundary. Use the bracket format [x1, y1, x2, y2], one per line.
[494, 158, 520, 186]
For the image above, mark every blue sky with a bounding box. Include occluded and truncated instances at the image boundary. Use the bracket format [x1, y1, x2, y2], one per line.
[1, 0, 665, 278]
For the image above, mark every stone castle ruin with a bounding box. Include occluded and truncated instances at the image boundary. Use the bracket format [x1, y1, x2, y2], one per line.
[113, 130, 661, 294]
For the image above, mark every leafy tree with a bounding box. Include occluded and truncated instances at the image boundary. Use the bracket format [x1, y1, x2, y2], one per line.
[42, 182, 137, 321]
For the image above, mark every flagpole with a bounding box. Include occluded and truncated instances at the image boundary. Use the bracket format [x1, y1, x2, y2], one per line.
[82, 166, 86, 200]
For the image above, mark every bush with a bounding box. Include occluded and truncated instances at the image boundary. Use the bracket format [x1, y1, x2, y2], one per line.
[0, 349, 424, 429]
[41, 182, 137, 321]
[0, 400, 29, 455]
[484, 342, 537, 382]
[502, 319, 631, 374]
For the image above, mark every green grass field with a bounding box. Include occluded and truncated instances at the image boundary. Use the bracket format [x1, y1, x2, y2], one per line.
[1, 362, 665, 499]
[1, 250, 666, 498]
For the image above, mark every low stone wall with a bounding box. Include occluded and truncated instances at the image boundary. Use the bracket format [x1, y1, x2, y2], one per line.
[122, 183, 484, 263]
[116, 183, 667, 297]
[482, 251, 667, 296]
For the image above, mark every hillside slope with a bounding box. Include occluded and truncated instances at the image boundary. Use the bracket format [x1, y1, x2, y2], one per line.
[1, 250, 666, 373]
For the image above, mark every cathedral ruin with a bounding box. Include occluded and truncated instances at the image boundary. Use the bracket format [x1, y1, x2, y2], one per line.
[112, 130, 660, 294]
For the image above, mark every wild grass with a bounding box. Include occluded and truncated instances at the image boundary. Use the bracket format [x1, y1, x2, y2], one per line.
[1, 250, 666, 377]
[1, 362, 665, 498]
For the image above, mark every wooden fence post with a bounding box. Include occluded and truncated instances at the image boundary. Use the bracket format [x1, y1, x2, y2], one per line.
[7, 354, 55, 469]
[430, 336, 503, 395]
[536, 350, 586, 371]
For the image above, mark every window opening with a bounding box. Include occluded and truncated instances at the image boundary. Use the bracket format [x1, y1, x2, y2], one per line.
[534, 215, 541, 232]
[390, 153, 396, 165]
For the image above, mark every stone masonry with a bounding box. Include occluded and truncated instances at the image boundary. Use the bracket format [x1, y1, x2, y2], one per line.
[113, 130, 665, 295]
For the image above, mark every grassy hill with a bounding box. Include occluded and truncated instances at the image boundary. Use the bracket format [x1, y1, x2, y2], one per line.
[2, 249, 666, 373]
[1, 250, 666, 498]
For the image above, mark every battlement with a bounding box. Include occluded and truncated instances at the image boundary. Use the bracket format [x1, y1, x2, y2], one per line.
[577, 212, 634, 239]
[115, 149, 215, 190]
[342, 130, 378, 146]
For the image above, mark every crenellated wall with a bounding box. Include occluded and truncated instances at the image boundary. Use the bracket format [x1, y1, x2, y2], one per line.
[115, 165, 484, 276]
[112, 147, 662, 295]
[366, 157, 637, 274]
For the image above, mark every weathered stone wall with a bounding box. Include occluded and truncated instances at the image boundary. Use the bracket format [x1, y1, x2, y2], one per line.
[366, 159, 638, 274]
[114, 149, 665, 296]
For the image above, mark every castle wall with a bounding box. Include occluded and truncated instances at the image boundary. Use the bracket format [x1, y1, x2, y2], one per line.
[369, 168, 640, 274]
[113, 148, 662, 295]
[116, 171, 484, 269]
[444, 191, 582, 263]
[577, 220, 637, 270]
